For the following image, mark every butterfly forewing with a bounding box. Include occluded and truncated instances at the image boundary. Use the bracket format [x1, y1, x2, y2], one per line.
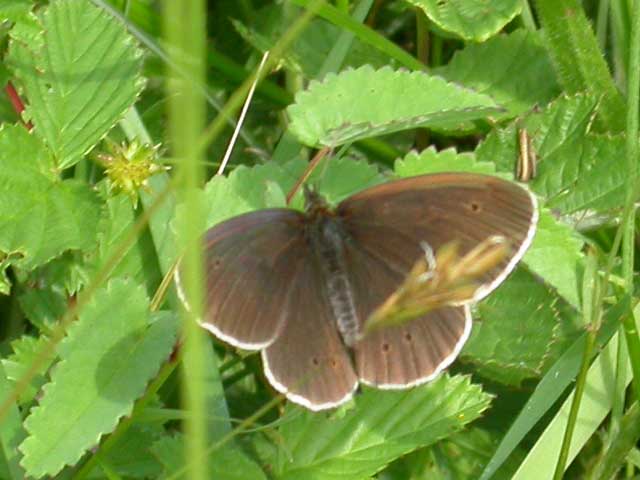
[338, 174, 538, 303]
[184, 209, 307, 349]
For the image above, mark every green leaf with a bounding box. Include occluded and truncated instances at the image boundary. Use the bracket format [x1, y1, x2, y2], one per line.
[273, 374, 491, 479]
[383, 427, 524, 480]
[97, 421, 165, 479]
[0, 125, 102, 285]
[290, 0, 423, 71]
[0, 0, 31, 22]
[8, 0, 145, 169]
[0, 362, 27, 480]
[0, 334, 53, 405]
[476, 93, 597, 180]
[476, 94, 628, 214]
[462, 268, 580, 386]
[543, 133, 628, 213]
[150, 434, 267, 480]
[19, 279, 179, 478]
[306, 155, 386, 205]
[196, 157, 307, 230]
[287, 66, 502, 147]
[17, 252, 90, 332]
[231, 11, 393, 78]
[524, 210, 584, 309]
[405, 0, 522, 42]
[434, 29, 560, 117]
[95, 185, 153, 286]
[394, 147, 497, 177]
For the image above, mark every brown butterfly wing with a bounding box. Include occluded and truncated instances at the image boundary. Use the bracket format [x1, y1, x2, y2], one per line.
[337, 173, 536, 386]
[338, 173, 537, 303]
[262, 256, 358, 410]
[339, 238, 471, 386]
[176, 209, 308, 349]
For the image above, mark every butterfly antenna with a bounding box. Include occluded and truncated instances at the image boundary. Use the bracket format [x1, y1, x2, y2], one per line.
[285, 146, 332, 205]
[217, 50, 270, 176]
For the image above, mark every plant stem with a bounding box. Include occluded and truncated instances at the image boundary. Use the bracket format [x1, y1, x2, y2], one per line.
[163, 1, 208, 479]
[553, 249, 601, 479]
[619, 0, 640, 406]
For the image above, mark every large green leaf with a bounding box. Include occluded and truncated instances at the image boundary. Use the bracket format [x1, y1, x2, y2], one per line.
[272, 375, 491, 479]
[462, 268, 579, 386]
[8, 0, 144, 169]
[0, 125, 101, 292]
[435, 29, 560, 117]
[405, 0, 521, 42]
[524, 210, 584, 309]
[287, 66, 501, 147]
[19, 279, 179, 478]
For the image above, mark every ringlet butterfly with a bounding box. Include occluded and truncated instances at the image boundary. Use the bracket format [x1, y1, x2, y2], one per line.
[176, 173, 537, 410]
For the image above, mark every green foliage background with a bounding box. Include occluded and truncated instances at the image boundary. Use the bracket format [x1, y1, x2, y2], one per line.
[0, 0, 638, 479]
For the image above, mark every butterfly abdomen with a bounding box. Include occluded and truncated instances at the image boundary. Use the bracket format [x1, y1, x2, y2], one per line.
[310, 217, 360, 347]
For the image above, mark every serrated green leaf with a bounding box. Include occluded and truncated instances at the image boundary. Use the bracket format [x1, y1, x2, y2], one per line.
[394, 147, 497, 177]
[195, 158, 307, 230]
[95, 185, 152, 286]
[434, 29, 560, 117]
[0, 362, 27, 480]
[17, 252, 90, 332]
[150, 434, 267, 480]
[463, 268, 579, 386]
[543, 133, 628, 213]
[306, 155, 386, 205]
[524, 209, 584, 308]
[287, 66, 502, 147]
[273, 374, 491, 479]
[8, 0, 144, 169]
[0, 334, 53, 405]
[477, 94, 627, 214]
[405, 0, 521, 42]
[476, 93, 597, 178]
[19, 279, 179, 478]
[0, 125, 101, 286]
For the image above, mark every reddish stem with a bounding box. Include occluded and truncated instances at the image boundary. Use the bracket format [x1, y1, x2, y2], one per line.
[5, 81, 33, 130]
